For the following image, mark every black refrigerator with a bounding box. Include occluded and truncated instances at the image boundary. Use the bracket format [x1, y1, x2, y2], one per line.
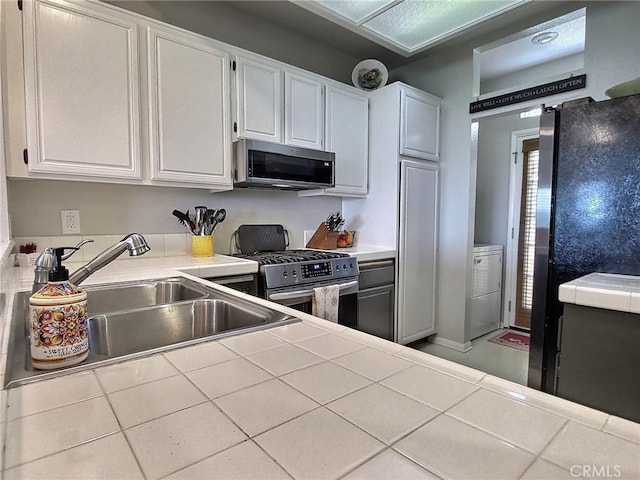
[528, 93, 640, 396]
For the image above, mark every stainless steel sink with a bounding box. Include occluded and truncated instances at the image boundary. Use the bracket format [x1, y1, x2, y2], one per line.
[88, 299, 284, 357]
[5, 277, 298, 388]
[86, 278, 208, 315]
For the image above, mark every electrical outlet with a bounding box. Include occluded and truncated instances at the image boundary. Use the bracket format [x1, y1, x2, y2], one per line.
[61, 210, 81, 234]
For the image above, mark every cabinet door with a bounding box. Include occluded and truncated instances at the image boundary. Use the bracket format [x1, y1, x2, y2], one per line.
[323, 85, 368, 196]
[147, 25, 231, 188]
[469, 291, 501, 340]
[472, 253, 502, 297]
[235, 56, 282, 143]
[397, 160, 439, 344]
[284, 71, 323, 149]
[358, 285, 394, 341]
[400, 89, 440, 161]
[23, 0, 141, 179]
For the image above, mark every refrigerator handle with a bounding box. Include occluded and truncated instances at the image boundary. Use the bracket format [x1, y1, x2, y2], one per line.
[556, 315, 564, 351]
[553, 351, 561, 395]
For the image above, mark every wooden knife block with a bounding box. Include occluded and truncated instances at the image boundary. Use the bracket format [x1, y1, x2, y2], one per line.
[306, 223, 339, 250]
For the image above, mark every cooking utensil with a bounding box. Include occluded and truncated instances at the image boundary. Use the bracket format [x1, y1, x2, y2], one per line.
[172, 209, 195, 235]
[208, 208, 226, 234]
[194, 206, 207, 235]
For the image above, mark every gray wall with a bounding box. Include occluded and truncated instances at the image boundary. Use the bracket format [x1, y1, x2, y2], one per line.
[106, 0, 360, 84]
[7, 179, 340, 252]
[474, 112, 539, 246]
[391, 0, 640, 346]
[481, 53, 585, 94]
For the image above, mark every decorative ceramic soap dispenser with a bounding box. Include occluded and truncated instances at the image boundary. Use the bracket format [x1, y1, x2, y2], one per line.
[29, 247, 89, 370]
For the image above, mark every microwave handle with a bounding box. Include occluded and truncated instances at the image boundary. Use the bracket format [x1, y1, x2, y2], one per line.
[268, 280, 358, 302]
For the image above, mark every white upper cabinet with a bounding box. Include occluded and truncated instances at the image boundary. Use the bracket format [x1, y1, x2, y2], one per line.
[23, 0, 141, 179]
[323, 84, 368, 196]
[147, 24, 232, 189]
[234, 56, 325, 150]
[400, 88, 440, 161]
[234, 56, 282, 143]
[284, 71, 324, 149]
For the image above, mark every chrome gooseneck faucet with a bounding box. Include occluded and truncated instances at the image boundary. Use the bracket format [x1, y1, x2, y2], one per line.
[32, 233, 150, 293]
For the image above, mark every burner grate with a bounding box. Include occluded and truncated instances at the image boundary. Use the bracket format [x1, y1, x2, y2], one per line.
[234, 249, 349, 265]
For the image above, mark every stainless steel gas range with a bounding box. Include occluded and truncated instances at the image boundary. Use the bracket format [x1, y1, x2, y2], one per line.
[233, 248, 359, 328]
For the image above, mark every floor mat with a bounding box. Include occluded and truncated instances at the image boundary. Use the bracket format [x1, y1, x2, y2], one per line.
[489, 330, 530, 351]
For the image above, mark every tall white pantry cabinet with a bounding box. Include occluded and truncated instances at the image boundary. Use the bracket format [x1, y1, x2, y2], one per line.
[343, 82, 440, 345]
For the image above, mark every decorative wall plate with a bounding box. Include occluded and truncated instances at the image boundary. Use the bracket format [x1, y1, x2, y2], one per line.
[605, 76, 640, 98]
[352, 59, 388, 91]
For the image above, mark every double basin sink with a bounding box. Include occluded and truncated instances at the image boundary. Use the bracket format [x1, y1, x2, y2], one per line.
[5, 277, 298, 388]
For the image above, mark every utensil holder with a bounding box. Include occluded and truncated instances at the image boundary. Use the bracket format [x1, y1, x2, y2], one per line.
[191, 235, 214, 257]
[305, 223, 339, 250]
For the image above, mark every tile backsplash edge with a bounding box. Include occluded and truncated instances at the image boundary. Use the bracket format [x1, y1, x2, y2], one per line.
[12, 234, 192, 262]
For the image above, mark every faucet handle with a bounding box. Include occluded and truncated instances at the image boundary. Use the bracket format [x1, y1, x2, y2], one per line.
[61, 239, 94, 261]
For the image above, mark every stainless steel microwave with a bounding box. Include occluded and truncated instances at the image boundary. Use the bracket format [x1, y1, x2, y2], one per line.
[234, 139, 335, 190]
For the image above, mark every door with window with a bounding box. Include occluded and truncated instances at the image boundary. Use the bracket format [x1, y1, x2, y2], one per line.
[515, 139, 540, 328]
[504, 130, 541, 331]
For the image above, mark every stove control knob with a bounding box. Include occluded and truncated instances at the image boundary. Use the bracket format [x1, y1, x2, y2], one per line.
[283, 271, 288, 278]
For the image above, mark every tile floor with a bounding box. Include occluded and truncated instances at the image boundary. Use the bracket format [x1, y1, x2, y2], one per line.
[412, 328, 530, 385]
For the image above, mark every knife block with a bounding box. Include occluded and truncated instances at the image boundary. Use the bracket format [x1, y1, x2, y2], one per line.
[305, 223, 339, 250]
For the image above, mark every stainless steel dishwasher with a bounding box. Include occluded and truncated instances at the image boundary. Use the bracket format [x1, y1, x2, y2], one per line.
[357, 259, 395, 341]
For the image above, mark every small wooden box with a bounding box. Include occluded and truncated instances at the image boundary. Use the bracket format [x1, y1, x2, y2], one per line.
[305, 223, 339, 250]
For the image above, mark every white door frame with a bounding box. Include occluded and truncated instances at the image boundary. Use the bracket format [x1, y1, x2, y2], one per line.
[503, 127, 539, 328]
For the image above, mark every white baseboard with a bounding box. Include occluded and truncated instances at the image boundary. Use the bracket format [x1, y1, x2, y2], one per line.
[430, 336, 473, 353]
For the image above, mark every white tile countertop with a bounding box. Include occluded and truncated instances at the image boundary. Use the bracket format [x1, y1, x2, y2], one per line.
[1, 251, 638, 479]
[559, 272, 640, 313]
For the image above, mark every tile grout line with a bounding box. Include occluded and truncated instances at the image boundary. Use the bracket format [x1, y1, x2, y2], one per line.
[478, 379, 611, 431]
[516, 418, 572, 479]
[93, 369, 148, 480]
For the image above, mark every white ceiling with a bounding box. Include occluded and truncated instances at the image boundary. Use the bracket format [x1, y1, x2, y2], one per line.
[293, 0, 528, 57]
[478, 8, 585, 80]
[224, 1, 581, 73]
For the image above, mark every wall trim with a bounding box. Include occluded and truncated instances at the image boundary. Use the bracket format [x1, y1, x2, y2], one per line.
[430, 335, 472, 353]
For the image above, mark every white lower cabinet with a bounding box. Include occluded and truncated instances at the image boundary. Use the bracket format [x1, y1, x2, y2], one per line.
[147, 25, 232, 189]
[23, 0, 142, 180]
[397, 160, 439, 344]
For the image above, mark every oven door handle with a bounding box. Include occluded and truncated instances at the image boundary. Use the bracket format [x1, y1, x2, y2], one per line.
[268, 280, 358, 302]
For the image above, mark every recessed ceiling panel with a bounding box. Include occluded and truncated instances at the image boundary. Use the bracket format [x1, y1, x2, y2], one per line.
[314, 0, 397, 24]
[478, 9, 586, 81]
[363, 0, 524, 51]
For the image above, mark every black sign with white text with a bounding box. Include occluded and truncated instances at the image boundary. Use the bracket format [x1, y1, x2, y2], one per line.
[469, 74, 587, 113]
